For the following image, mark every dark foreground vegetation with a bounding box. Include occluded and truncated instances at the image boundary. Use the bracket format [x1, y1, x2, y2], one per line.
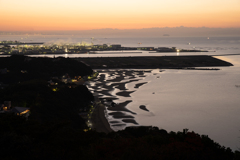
[0, 80, 94, 129]
[0, 55, 93, 84]
[0, 55, 94, 129]
[0, 116, 239, 160]
[0, 55, 239, 160]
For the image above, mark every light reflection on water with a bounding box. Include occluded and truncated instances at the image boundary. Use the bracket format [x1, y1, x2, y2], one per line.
[216, 56, 240, 67]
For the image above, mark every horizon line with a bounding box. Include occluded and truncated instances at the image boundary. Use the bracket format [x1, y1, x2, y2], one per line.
[1, 26, 240, 32]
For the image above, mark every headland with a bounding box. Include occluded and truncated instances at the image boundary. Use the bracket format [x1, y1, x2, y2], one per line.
[75, 55, 233, 69]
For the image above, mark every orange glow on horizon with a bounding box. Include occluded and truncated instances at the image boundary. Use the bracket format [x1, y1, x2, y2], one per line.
[0, 0, 240, 31]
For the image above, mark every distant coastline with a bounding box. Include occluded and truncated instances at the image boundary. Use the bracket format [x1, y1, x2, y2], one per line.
[0, 40, 208, 55]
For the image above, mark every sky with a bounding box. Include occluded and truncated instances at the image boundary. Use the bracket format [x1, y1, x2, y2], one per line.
[0, 0, 240, 31]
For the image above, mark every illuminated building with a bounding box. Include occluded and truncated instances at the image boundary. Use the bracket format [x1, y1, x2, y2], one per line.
[11, 107, 30, 118]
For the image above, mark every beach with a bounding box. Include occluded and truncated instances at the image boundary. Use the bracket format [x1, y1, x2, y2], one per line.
[90, 102, 113, 133]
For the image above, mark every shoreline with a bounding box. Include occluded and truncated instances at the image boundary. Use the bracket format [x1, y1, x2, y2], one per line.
[90, 101, 113, 133]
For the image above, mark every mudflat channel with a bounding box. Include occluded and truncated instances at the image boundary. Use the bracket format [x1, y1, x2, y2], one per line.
[75, 55, 233, 69]
[87, 70, 152, 131]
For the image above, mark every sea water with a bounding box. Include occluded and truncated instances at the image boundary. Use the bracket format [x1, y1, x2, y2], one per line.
[1, 35, 240, 150]
[128, 60, 240, 151]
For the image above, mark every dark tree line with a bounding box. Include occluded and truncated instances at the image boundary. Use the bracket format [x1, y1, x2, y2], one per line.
[0, 55, 93, 84]
[0, 55, 94, 129]
[0, 116, 239, 160]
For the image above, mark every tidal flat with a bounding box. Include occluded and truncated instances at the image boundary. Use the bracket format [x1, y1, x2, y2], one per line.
[86, 69, 153, 130]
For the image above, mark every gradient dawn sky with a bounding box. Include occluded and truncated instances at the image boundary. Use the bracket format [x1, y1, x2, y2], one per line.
[0, 0, 240, 31]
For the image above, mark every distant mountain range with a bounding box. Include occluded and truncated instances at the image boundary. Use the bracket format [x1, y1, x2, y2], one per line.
[1, 27, 240, 37]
